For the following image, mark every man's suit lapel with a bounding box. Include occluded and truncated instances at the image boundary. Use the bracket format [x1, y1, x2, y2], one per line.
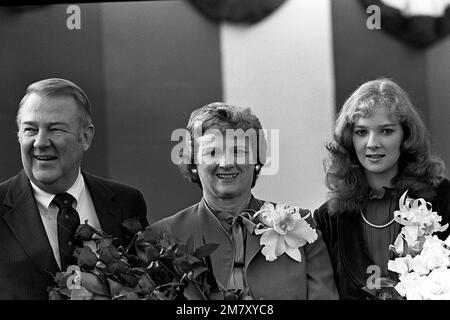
[3, 171, 59, 275]
[82, 172, 123, 241]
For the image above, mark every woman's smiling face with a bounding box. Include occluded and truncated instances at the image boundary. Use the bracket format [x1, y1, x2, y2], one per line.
[195, 131, 256, 201]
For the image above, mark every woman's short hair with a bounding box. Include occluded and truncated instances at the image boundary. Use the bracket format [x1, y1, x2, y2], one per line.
[326, 78, 446, 214]
[178, 102, 267, 188]
[17, 78, 93, 128]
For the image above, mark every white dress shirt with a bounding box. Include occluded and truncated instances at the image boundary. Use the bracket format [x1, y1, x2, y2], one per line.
[30, 170, 102, 269]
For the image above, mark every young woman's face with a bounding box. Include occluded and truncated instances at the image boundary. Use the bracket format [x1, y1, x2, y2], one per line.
[352, 108, 404, 182]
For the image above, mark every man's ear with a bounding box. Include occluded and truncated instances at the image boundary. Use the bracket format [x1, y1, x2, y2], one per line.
[81, 124, 95, 151]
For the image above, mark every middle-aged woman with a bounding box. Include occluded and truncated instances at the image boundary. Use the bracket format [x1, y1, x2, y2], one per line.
[315, 78, 450, 299]
[152, 102, 338, 299]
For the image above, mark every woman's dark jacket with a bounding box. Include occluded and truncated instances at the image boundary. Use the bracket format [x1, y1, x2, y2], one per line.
[314, 179, 450, 300]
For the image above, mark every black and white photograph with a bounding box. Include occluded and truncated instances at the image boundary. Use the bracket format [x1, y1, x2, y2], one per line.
[1, 0, 450, 307]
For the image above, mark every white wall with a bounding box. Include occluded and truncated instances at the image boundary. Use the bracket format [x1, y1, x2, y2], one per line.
[220, 0, 335, 211]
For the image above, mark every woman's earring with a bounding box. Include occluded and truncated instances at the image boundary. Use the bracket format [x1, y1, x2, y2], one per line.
[191, 168, 198, 175]
[255, 165, 261, 173]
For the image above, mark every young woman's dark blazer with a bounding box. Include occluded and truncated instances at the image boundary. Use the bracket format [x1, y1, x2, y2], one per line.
[314, 178, 450, 300]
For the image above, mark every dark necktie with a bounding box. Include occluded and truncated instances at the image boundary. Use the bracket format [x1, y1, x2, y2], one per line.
[53, 193, 80, 270]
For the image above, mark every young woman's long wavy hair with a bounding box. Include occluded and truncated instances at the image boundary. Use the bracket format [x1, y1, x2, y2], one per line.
[325, 78, 446, 215]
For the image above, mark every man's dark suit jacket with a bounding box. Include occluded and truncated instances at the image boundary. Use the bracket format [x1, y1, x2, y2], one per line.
[0, 170, 148, 300]
[315, 178, 450, 300]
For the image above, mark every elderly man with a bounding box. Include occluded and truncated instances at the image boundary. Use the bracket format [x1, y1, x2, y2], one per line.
[0, 78, 148, 299]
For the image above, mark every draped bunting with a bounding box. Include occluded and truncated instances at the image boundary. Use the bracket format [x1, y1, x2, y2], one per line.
[360, 0, 450, 47]
[187, 0, 286, 24]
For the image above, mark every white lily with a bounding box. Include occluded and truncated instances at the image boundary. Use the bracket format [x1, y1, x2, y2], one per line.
[253, 202, 317, 262]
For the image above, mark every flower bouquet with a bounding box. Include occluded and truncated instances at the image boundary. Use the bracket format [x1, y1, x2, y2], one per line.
[48, 218, 251, 300]
[387, 191, 450, 299]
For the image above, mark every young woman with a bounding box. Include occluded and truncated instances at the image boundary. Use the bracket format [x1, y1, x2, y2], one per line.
[315, 78, 450, 299]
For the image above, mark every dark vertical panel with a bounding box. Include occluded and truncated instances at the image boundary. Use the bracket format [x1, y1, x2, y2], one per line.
[427, 38, 450, 168]
[0, 4, 107, 180]
[101, 1, 222, 222]
[332, 0, 429, 122]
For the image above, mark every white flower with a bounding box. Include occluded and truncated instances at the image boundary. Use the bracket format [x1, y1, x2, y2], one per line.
[397, 268, 450, 300]
[388, 255, 413, 275]
[392, 191, 448, 256]
[394, 190, 448, 237]
[253, 202, 318, 262]
[410, 236, 450, 275]
[394, 271, 424, 299]
[420, 268, 450, 300]
[389, 191, 450, 300]
[392, 236, 450, 299]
